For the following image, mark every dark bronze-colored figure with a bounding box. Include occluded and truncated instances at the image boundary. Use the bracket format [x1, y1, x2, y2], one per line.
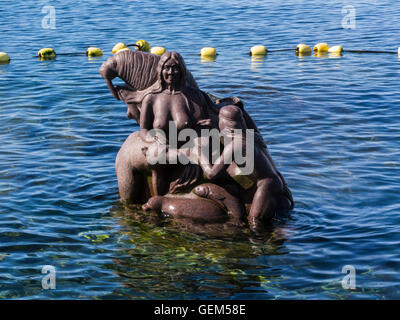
[192, 183, 246, 223]
[195, 105, 291, 229]
[115, 131, 152, 203]
[100, 50, 293, 231]
[139, 52, 210, 142]
[142, 195, 228, 223]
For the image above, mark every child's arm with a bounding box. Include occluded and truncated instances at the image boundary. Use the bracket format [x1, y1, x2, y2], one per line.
[198, 142, 233, 180]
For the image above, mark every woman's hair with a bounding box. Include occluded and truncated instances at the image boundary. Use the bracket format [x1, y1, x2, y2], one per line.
[112, 50, 160, 91]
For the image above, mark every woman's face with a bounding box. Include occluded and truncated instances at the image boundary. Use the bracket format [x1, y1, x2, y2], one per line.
[162, 59, 182, 87]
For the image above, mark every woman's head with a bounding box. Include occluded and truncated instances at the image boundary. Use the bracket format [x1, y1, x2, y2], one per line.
[157, 51, 187, 90]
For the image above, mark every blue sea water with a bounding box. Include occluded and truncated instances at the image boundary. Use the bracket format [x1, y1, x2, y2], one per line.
[0, 0, 399, 299]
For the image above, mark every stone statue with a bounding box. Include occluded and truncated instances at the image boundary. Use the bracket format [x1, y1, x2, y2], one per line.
[100, 50, 293, 231]
[193, 105, 288, 228]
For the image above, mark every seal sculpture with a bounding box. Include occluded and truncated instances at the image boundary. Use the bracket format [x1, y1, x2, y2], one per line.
[192, 183, 246, 222]
[142, 195, 229, 223]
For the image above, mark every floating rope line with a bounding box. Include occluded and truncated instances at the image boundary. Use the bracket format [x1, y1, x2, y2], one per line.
[344, 50, 397, 54]
[30, 47, 400, 59]
[266, 48, 294, 52]
[254, 48, 398, 54]
[34, 47, 104, 59]
[33, 52, 87, 58]
[3, 40, 400, 64]
[56, 52, 87, 56]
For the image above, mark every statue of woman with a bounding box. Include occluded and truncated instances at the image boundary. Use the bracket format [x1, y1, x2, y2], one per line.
[138, 52, 214, 195]
[110, 51, 293, 228]
[139, 51, 212, 144]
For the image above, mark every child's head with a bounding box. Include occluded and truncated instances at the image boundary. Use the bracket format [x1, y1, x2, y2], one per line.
[218, 105, 247, 131]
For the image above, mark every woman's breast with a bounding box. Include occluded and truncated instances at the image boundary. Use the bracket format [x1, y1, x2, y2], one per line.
[170, 94, 194, 129]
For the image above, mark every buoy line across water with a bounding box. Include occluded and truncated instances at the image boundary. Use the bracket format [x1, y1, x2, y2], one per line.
[2, 41, 400, 64]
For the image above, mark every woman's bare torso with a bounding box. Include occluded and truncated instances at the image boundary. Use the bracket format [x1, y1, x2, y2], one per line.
[148, 89, 206, 133]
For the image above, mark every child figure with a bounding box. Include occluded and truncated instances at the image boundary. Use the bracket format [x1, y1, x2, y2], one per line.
[196, 105, 285, 229]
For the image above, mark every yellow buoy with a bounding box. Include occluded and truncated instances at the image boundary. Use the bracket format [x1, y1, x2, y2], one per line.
[313, 43, 330, 53]
[38, 48, 56, 59]
[328, 45, 343, 54]
[398, 47, 400, 56]
[150, 46, 166, 55]
[200, 47, 217, 58]
[250, 45, 267, 56]
[112, 42, 128, 54]
[136, 39, 150, 52]
[86, 47, 103, 57]
[296, 44, 312, 55]
[0, 52, 10, 63]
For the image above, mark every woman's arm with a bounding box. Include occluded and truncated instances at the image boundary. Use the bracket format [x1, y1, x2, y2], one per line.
[139, 95, 155, 143]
